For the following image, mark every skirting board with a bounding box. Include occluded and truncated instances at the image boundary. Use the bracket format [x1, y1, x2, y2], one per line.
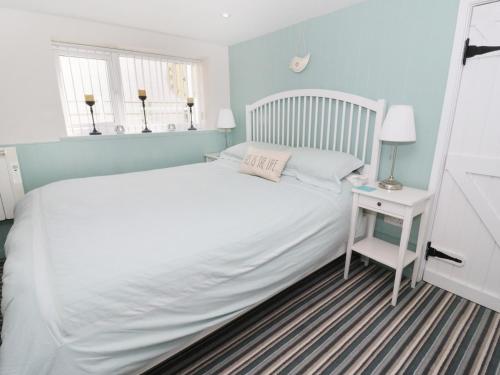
[424, 269, 500, 313]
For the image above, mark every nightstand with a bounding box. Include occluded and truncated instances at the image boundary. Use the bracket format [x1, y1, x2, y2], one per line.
[204, 152, 220, 162]
[344, 184, 433, 306]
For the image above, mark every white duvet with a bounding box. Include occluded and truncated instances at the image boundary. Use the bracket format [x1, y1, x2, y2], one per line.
[0, 160, 352, 375]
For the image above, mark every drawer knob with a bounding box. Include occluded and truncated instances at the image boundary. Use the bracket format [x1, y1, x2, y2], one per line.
[377, 201, 382, 207]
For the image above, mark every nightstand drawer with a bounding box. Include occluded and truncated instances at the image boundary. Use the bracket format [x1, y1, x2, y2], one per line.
[358, 195, 406, 218]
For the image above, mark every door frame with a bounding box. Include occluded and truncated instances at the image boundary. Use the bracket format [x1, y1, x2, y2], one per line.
[421, 0, 500, 296]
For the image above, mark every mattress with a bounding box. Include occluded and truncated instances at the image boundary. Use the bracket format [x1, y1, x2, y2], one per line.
[0, 159, 353, 375]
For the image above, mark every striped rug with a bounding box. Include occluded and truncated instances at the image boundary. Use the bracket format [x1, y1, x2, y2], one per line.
[145, 257, 500, 375]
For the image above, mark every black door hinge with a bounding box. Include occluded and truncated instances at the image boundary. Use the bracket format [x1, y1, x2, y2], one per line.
[426, 242, 462, 264]
[463, 38, 500, 65]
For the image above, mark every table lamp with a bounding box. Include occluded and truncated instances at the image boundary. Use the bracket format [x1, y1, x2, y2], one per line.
[217, 108, 236, 148]
[379, 105, 416, 190]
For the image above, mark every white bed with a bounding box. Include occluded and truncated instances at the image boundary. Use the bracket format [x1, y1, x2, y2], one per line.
[0, 89, 385, 375]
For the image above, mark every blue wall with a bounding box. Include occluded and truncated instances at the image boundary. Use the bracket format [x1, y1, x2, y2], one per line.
[0, 131, 225, 257]
[229, 0, 459, 246]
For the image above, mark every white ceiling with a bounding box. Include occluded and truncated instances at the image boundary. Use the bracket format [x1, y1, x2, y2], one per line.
[0, 0, 365, 45]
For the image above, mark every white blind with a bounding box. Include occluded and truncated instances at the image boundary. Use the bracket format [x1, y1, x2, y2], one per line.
[54, 43, 204, 136]
[118, 55, 202, 133]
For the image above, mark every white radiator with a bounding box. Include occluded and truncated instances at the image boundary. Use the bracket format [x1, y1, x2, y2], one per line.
[0, 147, 24, 220]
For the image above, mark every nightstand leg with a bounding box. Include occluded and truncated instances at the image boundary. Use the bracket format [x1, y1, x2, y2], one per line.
[344, 196, 360, 280]
[392, 209, 413, 306]
[366, 211, 377, 238]
[362, 256, 369, 266]
[412, 201, 431, 287]
[361, 211, 376, 268]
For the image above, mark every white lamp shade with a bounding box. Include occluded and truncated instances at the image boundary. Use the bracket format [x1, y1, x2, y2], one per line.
[217, 108, 236, 129]
[380, 105, 416, 143]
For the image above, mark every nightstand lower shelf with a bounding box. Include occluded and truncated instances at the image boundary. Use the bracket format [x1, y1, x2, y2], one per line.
[352, 237, 417, 269]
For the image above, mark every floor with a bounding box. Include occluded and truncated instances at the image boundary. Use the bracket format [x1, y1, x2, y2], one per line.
[1, 257, 499, 374]
[145, 257, 500, 375]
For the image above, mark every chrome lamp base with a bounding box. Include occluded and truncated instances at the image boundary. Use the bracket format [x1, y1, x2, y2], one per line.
[379, 176, 403, 190]
[379, 145, 404, 190]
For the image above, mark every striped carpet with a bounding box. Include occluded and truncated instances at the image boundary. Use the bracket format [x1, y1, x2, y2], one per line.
[1, 257, 499, 374]
[145, 257, 500, 375]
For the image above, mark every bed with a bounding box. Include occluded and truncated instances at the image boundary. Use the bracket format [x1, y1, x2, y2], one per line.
[0, 89, 385, 375]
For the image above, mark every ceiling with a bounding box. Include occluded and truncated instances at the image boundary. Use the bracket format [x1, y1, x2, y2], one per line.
[0, 0, 365, 45]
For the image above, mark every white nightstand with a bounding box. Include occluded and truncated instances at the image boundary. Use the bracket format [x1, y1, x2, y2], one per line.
[204, 152, 220, 162]
[344, 184, 433, 306]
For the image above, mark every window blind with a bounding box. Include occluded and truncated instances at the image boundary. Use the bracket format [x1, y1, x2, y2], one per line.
[54, 43, 204, 136]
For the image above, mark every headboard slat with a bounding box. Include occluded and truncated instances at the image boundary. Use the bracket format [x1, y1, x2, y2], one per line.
[362, 109, 371, 162]
[340, 101, 346, 153]
[326, 99, 332, 150]
[355, 106, 362, 158]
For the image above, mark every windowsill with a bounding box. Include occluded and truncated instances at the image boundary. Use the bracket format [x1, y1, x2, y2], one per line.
[60, 129, 220, 142]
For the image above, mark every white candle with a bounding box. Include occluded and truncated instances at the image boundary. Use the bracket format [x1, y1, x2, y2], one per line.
[187, 96, 194, 105]
[84, 94, 95, 102]
[138, 89, 147, 98]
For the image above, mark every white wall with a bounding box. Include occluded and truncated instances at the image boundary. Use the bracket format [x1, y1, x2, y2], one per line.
[0, 8, 230, 144]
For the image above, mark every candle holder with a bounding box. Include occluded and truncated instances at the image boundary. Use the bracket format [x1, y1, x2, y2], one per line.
[85, 95, 101, 135]
[138, 90, 152, 133]
[187, 99, 196, 131]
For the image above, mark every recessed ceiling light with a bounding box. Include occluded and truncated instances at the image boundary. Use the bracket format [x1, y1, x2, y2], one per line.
[221, 12, 231, 19]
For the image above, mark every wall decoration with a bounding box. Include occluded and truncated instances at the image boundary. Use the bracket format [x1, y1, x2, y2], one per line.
[289, 26, 310, 73]
[289, 53, 311, 73]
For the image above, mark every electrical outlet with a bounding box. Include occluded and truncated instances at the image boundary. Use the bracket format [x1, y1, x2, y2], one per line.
[384, 215, 403, 227]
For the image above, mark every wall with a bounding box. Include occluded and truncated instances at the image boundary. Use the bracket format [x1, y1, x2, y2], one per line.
[15, 132, 225, 192]
[0, 8, 230, 256]
[0, 131, 226, 257]
[229, 0, 459, 247]
[0, 8, 230, 144]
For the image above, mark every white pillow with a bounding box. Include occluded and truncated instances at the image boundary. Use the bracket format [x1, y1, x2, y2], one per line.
[220, 142, 288, 161]
[283, 148, 364, 192]
[223, 142, 364, 191]
[239, 147, 292, 182]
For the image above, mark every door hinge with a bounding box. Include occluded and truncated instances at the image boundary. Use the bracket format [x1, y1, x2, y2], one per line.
[463, 38, 500, 65]
[425, 242, 463, 264]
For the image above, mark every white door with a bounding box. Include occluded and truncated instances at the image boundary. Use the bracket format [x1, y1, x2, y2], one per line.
[424, 1, 500, 312]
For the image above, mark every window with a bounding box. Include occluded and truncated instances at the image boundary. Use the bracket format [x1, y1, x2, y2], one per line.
[54, 43, 204, 136]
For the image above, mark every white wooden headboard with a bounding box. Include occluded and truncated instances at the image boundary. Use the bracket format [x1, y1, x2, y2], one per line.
[245, 89, 386, 183]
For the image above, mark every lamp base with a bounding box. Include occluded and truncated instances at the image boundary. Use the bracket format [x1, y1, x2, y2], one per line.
[142, 128, 152, 133]
[379, 176, 403, 190]
[89, 129, 101, 135]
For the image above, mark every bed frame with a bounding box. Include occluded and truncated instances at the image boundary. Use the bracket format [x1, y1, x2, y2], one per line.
[245, 89, 386, 184]
[143, 89, 386, 373]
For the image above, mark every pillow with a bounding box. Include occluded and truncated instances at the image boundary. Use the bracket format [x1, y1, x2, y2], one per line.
[220, 142, 288, 162]
[283, 148, 364, 192]
[239, 147, 292, 182]
[223, 142, 363, 191]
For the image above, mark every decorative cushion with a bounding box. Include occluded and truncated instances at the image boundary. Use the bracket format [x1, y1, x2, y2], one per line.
[239, 147, 292, 182]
